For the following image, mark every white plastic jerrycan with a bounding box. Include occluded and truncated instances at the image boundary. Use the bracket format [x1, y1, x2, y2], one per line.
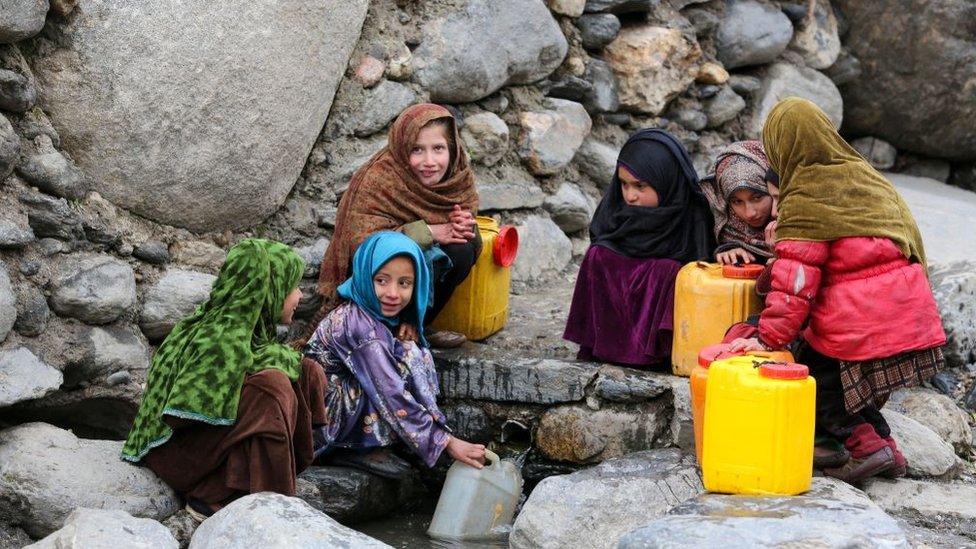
[427, 449, 523, 541]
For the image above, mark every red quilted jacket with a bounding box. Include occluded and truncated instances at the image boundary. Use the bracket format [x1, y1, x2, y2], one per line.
[758, 236, 946, 361]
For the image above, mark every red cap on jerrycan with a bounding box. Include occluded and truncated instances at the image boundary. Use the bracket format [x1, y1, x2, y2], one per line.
[493, 226, 519, 267]
[722, 263, 764, 279]
[759, 362, 809, 379]
[697, 343, 743, 368]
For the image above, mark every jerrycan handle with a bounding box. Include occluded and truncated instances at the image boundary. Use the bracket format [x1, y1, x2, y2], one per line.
[483, 449, 501, 470]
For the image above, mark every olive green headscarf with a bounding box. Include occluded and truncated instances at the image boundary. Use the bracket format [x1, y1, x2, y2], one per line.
[122, 239, 305, 462]
[761, 97, 926, 267]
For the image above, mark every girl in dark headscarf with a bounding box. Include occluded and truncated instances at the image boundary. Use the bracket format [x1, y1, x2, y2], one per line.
[564, 129, 714, 367]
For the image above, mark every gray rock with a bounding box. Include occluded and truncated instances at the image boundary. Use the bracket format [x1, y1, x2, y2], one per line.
[27, 0, 368, 232]
[882, 408, 957, 478]
[353, 80, 418, 137]
[297, 466, 426, 522]
[686, 7, 719, 36]
[441, 403, 492, 442]
[510, 449, 703, 549]
[662, 375, 693, 450]
[0, 262, 14, 342]
[824, 48, 862, 85]
[668, 101, 708, 132]
[49, 254, 137, 325]
[728, 74, 761, 96]
[0, 44, 37, 112]
[518, 98, 592, 176]
[620, 477, 909, 548]
[745, 62, 843, 138]
[13, 282, 48, 336]
[543, 182, 594, 234]
[295, 237, 330, 278]
[0, 525, 32, 548]
[715, 0, 793, 69]
[478, 94, 510, 114]
[574, 137, 618, 187]
[535, 400, 671, 463]
[836, 0, 976, 160]
[888, 387, 971, 455]
[851, 136, 897, 170]
[583, 0, 654, 14]
[161, 510, 197, 549]
[863, 478, 976, 538]
[476, 177, 547, 211]
[0, 347, 62, 407]
[0, 112, 20, 179]
[703, 85, 746, 128]
[435, 355, 595, 404]
[582, 58, 619, 113]
[548, 0, 585, 17]
[578, 13, 620, 50]
[929, 261, 976, 369]
[11, 107, 60, 146]
[951, 163, 976, 193]
[18, 191, 85, 241]
[27, 508, 179, 549]
[412, 0, 567, 103]
[788, 0, 840, 69]
[65, 325, 150, 387]
[0, 422, 178, 538]
[17, 136, 90, 200]
[592, 365, 670, 403]
[889, 174, 976, 265]
[140, 269, 217, 342]
[169, 240, 227, 272]
[0, 218, 34, 249]
[133, 241, 170, 265]
[899, 156, 951, 183]
[105, 370, 132, 386]
[0, 0, 48, 43]
[187, 493, 391, 549]
[510, 214, 573, 282]
[605, 25, 701, 115]
[460, 111, 510, 167]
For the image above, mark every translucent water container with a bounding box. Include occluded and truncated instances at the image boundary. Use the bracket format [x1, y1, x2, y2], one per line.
[702, 356, 815, 496]
[427, 449, 523, 542]
[430, 216, 519, 341]
[691, 344, 795, 464]
[671, 262, 765, 376]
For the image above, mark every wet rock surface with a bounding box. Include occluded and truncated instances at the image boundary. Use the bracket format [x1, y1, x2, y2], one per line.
[297, 466, 427, 523]
[435, 354, 594, 404]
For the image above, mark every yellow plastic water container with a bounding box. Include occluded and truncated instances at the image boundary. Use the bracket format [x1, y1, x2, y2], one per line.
[701, 356, 815, 496]
[427, 449, 523, 542]
[671, 262, 764, 376]
[431, 216, 519, 341]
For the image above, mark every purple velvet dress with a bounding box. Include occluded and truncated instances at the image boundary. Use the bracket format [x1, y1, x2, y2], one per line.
[563, 245, 681, 366]
[304, 302, 450, 467]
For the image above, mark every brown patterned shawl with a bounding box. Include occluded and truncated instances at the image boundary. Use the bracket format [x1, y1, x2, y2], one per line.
[304, 103, 479, 341]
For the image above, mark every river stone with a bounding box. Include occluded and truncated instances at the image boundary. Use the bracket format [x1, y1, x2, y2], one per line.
[574, 137, 617, 188]
[412, 0, 567, 103]
[887, 387, 971, 455]
[0, 112, 19, 179]
[25, 0, 368, 232]
[435, 355, 595, 404]
[27, 508, 179, 549]
[169, 240, 226, 272]
[0, 262, 14, 342]
[543, 183, 593, 234]
[591, 365, 669, 403]
[788, 0, 840, 69]
[851, 136, 897, 171]
[0, 347, 62, 407]
[510, 449, 702, 549]
[581, 59, 619, 114]
[13, 281, 47, 336]
[352, 80, 418, 138]
[161, 510, 197, 549]
[518, 98, 592, 176]
[0, 44, 37, 112]
[188, 493, 391, 549]
[133, 241, 170, 265]
[296, 237, 330, 278]
[297, 466, 426, 523]
[0, 422, 178, 538]
[882, 409, 957, 478]
[535, 399, 670, 463]
[460, 111, 509, 167]
[548, 0, 585, 17]
[16, 135, 90, 200]
[49, 254, 137, 325]
[605, 25, 701, 115]
[510, 214, 573, 282]
[744, 62, 843, 138]
[0, 218, 35, 249]
[703, 85, 745, 129]
[836, 1, 976, 161]
[929, 261, 976, 369]
[18, 191, 85, 241]
[728, 74, 761, 96]
[0, 0, 48, 43]
[620, 477, 909, 548]
[583, 0, 654, 14]
[715, 0, 793, 69]
[476, 181, 546, 212]
[64, 325, 150, 387]
[863, 478, 976, 537]
[140, 269, 217, 342]
[578, 13, 620, 50]
[668, 99, 708, 132]
[695, 62, 729, 86]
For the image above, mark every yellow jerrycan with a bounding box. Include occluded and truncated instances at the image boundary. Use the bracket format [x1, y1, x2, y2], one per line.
[701, 356, 815, 496]
[671, 262, 764, 376]
[431, 216, 519, 341]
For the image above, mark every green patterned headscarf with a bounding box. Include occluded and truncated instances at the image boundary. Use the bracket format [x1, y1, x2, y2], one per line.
[122, 239, 305, 462]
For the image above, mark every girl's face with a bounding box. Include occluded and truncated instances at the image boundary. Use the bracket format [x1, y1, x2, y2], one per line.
[373, 256, 415, 318]
[409, 124, 451, 186]
[280, 287, 303, 325]
[618, 166, 659, 207]
[729, 188, 773, 228]
[766, 181, 780, 219]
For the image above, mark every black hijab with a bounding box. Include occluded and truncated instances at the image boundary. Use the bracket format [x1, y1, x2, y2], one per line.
[589, 129, 715, 262]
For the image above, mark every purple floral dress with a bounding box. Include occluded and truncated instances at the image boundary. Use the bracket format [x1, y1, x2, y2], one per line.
[304, 302, 451, 467]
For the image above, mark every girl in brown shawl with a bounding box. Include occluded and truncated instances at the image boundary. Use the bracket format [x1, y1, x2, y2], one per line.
[699, 140, 778, 265]
[306, 104, 480, 348]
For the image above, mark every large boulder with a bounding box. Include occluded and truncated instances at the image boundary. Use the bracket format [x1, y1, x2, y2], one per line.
[140, 269, 217, 342]
[412, 0, 567, 103]
[887, 387, 971, 455]
[24, 0, 369, 231]
[836, 1, 976, 161]
[518, 98, 592, 176]
[715, 0, 793, 69]
[604, 25, 701, 115]
[882, 409, 957, 478]
[510, 214, 573, 283]
[510, 449, 703, 549]
[744, 62, 843, 137]
[889, 173, 976, 265]
[0, 347, 62, 407]
[188, 493, 391, 548]
[788, 0, 840, 69]
[49, 254, 137, 325]
[0, 422, 178, 538]
[863, 478, 976, 538]
[26, 508, 178, 549]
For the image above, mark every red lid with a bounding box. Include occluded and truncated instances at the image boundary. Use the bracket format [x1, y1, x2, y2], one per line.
[698, 343, 741, 367]
[722, 263, 764, 279]
[759, 362, 809, 380]
[492, 225, 519, 267]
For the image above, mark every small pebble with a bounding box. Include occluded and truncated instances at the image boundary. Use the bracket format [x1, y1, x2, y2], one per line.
[105, 371, 132, 386]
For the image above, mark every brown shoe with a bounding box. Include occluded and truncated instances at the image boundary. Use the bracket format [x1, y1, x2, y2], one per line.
[427, 330, 467, 349]
[880, 436, 908, 478]
[813, 441, 850, 470]
[823, 446, 895, 485]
